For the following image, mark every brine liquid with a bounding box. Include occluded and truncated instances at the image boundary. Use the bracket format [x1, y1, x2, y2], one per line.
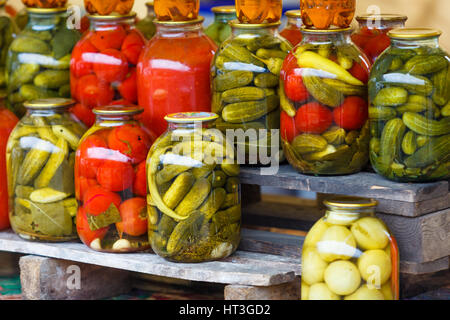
[300, 0, 355, 29]
[236, 0, 268, 24]
[84, 0, 135, 15]
[154, 0, 199, 21]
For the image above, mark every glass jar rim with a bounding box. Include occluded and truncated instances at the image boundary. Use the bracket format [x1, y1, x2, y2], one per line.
[285, 10, 302, 18]
[323, 196, 378, 209]
[230, 20, 281, 29]
[154, 16, 204, 26]
[88, 12, 137, 21]
[0, 0, 5, 7]
[146, 0, 154, 7]
[301, 26, 352, 34]
[165, 112, 219, 123]
[24, 98, 75, 110]
[93, 105, 144, 116]
[356, 14, 408, 22]
[388, 27, 442, 40]
[26, 7, 68, 14]
[212, 6, 236, 14]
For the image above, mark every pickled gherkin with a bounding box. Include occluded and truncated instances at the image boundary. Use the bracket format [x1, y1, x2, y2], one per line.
[6, 7, 80, 118]
[147, 112, 241, 263]
[211, 21, 291, 165]
[0, 2, 18, 97]
[369, 28, 450, 182]
[6, 99, 86, 242]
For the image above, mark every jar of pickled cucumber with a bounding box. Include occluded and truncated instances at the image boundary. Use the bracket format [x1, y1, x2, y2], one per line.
[211, 21, 291, 164]
[302, 197, 399, 300]
[154, 0, 199, 22]
[0, 1, 18, 97]
[84, 0, 134, 15]
[204, 6, 236, 45]
[280, 28, 371, 176]
[136, 1, 156, 40]
[279, 10, 303, 47]
[352, 14, 407, 64]
[70, 13, 146, 127]
[300, 0, 355, 30]
[147, 112, 241, 263]
[369, 28, 450, 182]
[75, 105, 154, 252]
[235, 0, 282, 24]
[22, 0, 67, 8]
[6, 98, 87, 241]
[137, 17, 217, 137]
[6, 7, 81, 118]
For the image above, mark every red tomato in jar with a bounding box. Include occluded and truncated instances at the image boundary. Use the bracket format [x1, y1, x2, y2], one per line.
[280, 111, 298, 143]
[118, 70, 138, 103]
[107, 124, 151, 164]
[116, 197, 147, 237]
[83, 186, 122, 216]
[71, 39, 99, 78]
[349, 61, 370, 84]
[284, 71, 309, 102]
[77, 134, 109, 179]
[121, 31, 145, 65]
[333, 96, 368, 131]
[77, 74, 115, 108]
[97, 160, 135, 192]
[295, 102, 333, 134]
[89, 24, 127, 51]
[364, 33, 391, 61]
[76, 206, 109, 246]
[75, 176, 98, 201]
[93, 49, 129, 83]
[280, 53, 299, 80]
[70, 103, 96, 128]
[133, 161, 147, 197]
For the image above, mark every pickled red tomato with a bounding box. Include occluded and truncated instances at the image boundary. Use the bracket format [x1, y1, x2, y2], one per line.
[107, 124, 151, 164]
[295, 102, 333, 134]
[280, 110, 298, 143]
[76, 74, 115, 108]
[70, 103, 96, 127]
[116, 197, 148, 237]
[76, 134, 109, 179]
[333, 97, 368, 131]
[71, 39, 99, 78]
[133, 161, 147, 197]
[93, 49, 129, 83]
[121, 31, 146, 65]
[76, 206, 109, 245]
[118, 70, 138, 103]
[97, 160, 135, 192]
[83, 185, 122, 216]
[89, 25, 127, 51]
[75, 176, 98, 201]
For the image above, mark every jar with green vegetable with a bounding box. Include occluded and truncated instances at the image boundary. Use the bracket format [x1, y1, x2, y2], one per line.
[369, 28, 450, 182]
[0, 0, 18, 98]
[136, 1, 156, 40]
[6, 7, 81, 118]
[211, 21, 292, 164]
[147, 112, 241, 263]
[204, 5, 236, 45]
[280, 27, 371, 176]
[6, 98, 86, 242]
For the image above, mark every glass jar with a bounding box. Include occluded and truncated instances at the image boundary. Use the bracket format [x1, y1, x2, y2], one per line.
[280, 10, 303, 47]
[302, 197, 399, 300]
[84, 0, 134, 15]
[235, 0, 281, 24]
[0, 99, 18, 230]
[300, 0, 355, 30]
[22, 0, 67, 8]
[136, 1, 156, 40]
[0, 0, 18, 97]
[137, 17, 217, 137]
[369, 28, 450, 182]
[280, 28, 371, 176]
[352, 14, 407, 65]
[211, 21, 291, 164]
[75, 105, 154, 252]
[70, 13, 146, 127]
[154, 0, 199, 22]
[147, 112, 241, 262]
[6, 7, 81, 118]
[204, 5, 236, 46]
[6, 98, 87, 241]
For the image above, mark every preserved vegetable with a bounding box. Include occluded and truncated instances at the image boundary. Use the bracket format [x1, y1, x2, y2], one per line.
[369, 28, 450, 182]
[136, 1, 156, 39]
[84, 0, 134, 15]
[279, 10, 303, 47]
[147, 112, 241, 262]
[236, 0, 281, 24]
[300, 0, 355, 30]
[204, 6, 236, 45]
[6, 98, 86, 241]
[0, 1, 18, 97]
[154, 0, 199, 21]
[22, 0, 67, 8]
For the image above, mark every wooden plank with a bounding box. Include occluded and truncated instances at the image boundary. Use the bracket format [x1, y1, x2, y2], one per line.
[400, 269, 450, 298]
[400, 257, 449, 275]
[224, 277, 301, 300]
[0, 230, 298, 287]
[240, 164, 449, 203]
[0, 252, 21, 276]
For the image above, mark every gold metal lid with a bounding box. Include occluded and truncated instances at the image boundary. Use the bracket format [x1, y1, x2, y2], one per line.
[93, 105, 144, 116]
[154, 16, 204, 26]
[285, 10, 302, 18]
[165, 112, 219, 123]
[0, 0, 6, 7]
[301, 26, 352, 33]
[388, 28, 442, 39]
[324, 196, 378, 209]
[356, 14, 408, 22]
[26, 7, 68, 14]
[88, 12, 137, 21]
[230, 20, 281, 29]
[146, 1, 154, 7]
[211, 6, 236, 14]
[24, 98, 75, 110]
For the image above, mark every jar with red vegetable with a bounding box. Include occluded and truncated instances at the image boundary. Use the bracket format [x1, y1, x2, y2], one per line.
[352, 14, 407, 64]
[280, 10, 303, 47]
[75, 105, 155, 252]
[280, 28, 371, 175]
[137, 17, 217, 137]
[70, 13, 146, 127]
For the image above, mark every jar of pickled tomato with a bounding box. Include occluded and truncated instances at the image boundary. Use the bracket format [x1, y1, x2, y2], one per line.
[70, 13, 146, 127]
[352, 14, 407, 64]
[236, 0, 282, 24]
[136, 1, 156, 40]
[137, 17, 217, 136]
[22, 0, 67, 8]
[204, 5, 236, 45]
[84, 0, 134, 16]
[302, 197, 399, 300]
[300, 0, 355, 30]
[75, 105, 155, 252]
[154, 0, 199, 22]
[279, 9, 303, 47]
